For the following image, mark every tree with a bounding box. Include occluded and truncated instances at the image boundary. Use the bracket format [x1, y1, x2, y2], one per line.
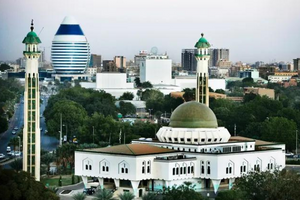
[45, 99, 88, 138]
[93, 188, 114, 200]
[141, 89, 164, 101]
[142, 192, 157, 200]
[134, 77, 142, 88]
[72, 192, 86, 200]
[9, 137, 20, 151]
[0, 168, 59, 200]
[56, 143, 77, 170]
[163, 182, 205, 200]
[119, 92, 134, 100]
[235, 169, 300, 200]
[119, 101, 136, 116]
[9, 158, 23, 172]
[0, 116, 8, 133]
[118, 192, 135, 200]
[214, 89, 225, 94]
[261, 117, 297, 151]
[182, 88, 195, 102]
[41, 152, 56, 174]
[215, 190, 244, 200]
[141, 81, 153, 88]
[0, 64, 12, 72]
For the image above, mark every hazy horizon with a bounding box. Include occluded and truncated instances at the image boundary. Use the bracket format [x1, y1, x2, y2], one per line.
[0, 0, 299, 64]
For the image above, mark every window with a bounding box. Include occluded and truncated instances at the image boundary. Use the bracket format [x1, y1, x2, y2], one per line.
[180, 167, 183, 174]
[214, 138, 217, 142]
[201, 139, 205, 142]
[147, 166, 150, 173]
[191, 166, 194, 173]
[119, 161, 129, 174]
[187, 138, 191, 142]
[174, 138, 178, 142]
[89, 165, 92, 170]
[173, 168, 175, 175]
[180, 138, 184, 142]
[176, 168, 179, 175]
[168, 137, 172, 141]
[201, 166, 204, 174]
[207, 166, 210, 174]
[194, 139, 198, 142]
[86, 165, 88, 170]
[208, 139, 212, 142]
[188, 166, 190, 174]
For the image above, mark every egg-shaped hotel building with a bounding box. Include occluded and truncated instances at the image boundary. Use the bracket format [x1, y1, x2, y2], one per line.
[51, 16, 90, 81]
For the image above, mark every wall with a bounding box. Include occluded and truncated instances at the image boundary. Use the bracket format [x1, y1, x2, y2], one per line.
[96, 73, 134, 89]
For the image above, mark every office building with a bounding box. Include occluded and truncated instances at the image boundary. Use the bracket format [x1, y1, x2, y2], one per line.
[22, 20, 41, 181]
[51, 16, 90, 81]
[140, 54, 172, 84]
[293, 58, 300, 71]
[181, 49, 197, 71]
[134, 50, 148, 68]
[103, 60, 118, 72]
[114, 56, 126, 70]
[210, 49, 229, 67]
[89, 54, 101, 68]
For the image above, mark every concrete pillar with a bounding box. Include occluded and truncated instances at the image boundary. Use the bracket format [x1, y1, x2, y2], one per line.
[131, 180, 140, 197]
[98, 178, 104, 189]
[114, 179, 120, 188]
[229, 178, 235, 190]
[211, 179, 221, 194]
[82, 176, 88, 188]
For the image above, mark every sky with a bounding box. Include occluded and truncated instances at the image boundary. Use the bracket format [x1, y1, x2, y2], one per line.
[0, 0, 299, 63]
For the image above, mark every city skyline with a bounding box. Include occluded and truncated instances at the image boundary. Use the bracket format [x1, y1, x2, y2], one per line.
[0, 0, 299, 63]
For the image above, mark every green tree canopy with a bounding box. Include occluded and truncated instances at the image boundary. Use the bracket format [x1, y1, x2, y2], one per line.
[119, 92, 134, 100]
[119, 101, 136, 116]
[182, 88, 195, 102]
[0, 168, 59, 200]
[163, 182, 205, 200]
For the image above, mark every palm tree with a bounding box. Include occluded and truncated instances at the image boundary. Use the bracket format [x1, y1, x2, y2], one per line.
[142, 192, 157, 200]
[72, 192, 86, 200]
[118, 192, 135, 200]
[93, 188, 115, 200]
[9, 137, 19, 151]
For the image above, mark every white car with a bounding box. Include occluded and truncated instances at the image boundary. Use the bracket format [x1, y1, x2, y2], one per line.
[12, 130, 16, 135]
[6, 146, 11, 152]
[14, 151, 21, 157]
[0, 153, 5, 159]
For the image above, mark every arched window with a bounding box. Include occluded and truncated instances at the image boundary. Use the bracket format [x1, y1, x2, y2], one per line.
[147, 160, 151, 173]
[100, 160, 110, 173]
[83, 158, 92, 171]
[201, 161, 205, 174]
[206, 161, 210, 175]
[119, 161, 129, 174]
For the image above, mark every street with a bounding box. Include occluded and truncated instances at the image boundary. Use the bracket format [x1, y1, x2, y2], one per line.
[0, 92, 59, 168]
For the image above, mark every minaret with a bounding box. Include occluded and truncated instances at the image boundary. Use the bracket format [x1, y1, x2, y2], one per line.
[22, 20, 41, 181]
[194, 33, 211, 106]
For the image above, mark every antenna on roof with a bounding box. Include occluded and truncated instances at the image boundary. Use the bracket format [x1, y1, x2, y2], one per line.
[38, 27, 44, 36]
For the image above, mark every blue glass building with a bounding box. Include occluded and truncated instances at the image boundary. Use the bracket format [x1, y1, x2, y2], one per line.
[51, 16, 90, 76]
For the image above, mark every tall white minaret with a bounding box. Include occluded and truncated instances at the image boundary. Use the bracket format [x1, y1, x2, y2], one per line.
[22, 20, 41, 181]
[195, 33, 211, 106]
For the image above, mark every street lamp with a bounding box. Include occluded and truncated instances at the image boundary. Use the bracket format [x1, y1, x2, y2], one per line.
[149, 109, 153, 120]
[63, 124, 68, 142]
[92, 126, 95, 144]
[17, 136, 21, 157]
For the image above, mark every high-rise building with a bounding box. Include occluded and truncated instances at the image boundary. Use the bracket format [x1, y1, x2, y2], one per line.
[89, 54, 101, 68]
[181, 49, 197, 71]
[103, 60, 118, 72]
[114, 56, 126, 70]
[134, 50, 148, 68]
[293, 58, 300, 71]
[209, 48, 229, 67]
[22, 20, 41, 181]
[51, 16, 90, 80]
[140, 54, 172, 84]
[195, 33, 211, 106]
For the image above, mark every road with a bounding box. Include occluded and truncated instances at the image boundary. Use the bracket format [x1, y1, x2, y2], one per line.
[0, 92, 59, 167]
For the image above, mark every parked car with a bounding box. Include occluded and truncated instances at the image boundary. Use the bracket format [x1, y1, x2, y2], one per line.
[0, 153, 5, 159]
[83, 188, 95, 195]
[6, 146, 11, 152]
[14, 127, 18, 130]
[12, 130, 16, 135]
[14, 151, 21, 157]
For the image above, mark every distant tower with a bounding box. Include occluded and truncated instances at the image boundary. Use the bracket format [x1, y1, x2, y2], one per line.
[22, 20, 41, 181]
[194, 33, 211, 106]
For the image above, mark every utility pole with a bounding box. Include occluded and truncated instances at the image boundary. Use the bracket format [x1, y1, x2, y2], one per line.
[296, 130, 298, 155]
[234, 124, 236, 136]
[92, 126, 95, 144]
[124, 132, 126, 144]
[60, 113, 62, 146]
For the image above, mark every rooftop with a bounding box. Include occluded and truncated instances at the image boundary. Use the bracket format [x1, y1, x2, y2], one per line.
[80, 143, 175, 155]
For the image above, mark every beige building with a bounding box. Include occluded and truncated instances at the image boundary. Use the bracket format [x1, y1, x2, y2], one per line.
[114, 56, 126, 70]
[244, 87, 275, 99]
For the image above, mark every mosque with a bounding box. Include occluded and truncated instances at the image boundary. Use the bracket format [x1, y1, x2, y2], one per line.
[74, 35, 285, 198]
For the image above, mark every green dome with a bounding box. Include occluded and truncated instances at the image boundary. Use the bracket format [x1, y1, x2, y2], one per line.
[195, 33, 210, 49]
[169, 101, 218, 128]
[22, 31, 41, 44]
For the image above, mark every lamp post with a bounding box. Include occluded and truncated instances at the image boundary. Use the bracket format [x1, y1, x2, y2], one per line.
[60, 113, 62, 146]
[17, 136, 21, 157]
[92, 126, 95, 144]
[296, 130, 298, 155]
[63, 124, 68, 142]
[149, 109, 153, 120]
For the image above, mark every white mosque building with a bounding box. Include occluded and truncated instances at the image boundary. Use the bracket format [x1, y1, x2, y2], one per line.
[74, 35, 285, 198]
